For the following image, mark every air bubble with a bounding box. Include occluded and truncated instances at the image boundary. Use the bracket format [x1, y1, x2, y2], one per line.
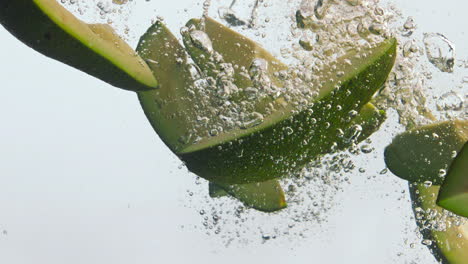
[424, 33, 455, 73]
[436, 91, 463, 111]
[190, 30, 214, 54]
[438, 169, 447, 177]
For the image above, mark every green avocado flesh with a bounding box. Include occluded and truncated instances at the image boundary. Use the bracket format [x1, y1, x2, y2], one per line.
[437, 142, 468, 217]
[410, 184, 468, 264]
[137, 18, 396, 184]
[385, 120, 468, 185]
[0, 0, 157, 91]
[209, 180, 287, 212]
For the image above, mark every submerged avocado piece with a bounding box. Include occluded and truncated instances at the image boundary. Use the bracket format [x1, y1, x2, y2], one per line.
[410, 184, 468, 264]
[138, 17, 396, 184]
[178, 19, 396, 184]
[387, 119, 468, 262]
[385, 120, 468, 185]
[136, 21, 198, 152]
[437, 142, 468, 217]
[210, 180, 287, 212]
[0, 0, 157, 91]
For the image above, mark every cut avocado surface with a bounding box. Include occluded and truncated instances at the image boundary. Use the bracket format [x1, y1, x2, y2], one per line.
[182, 18, 288, 93]
[137, 18, 396, 184]
[0, 0, 157, 91]
[210, 180, 287, 212]
[410, 184, 468, 264]
[137, 21, 199, 152]
[437, 142, 468, 217]
[385, 120, 468, 185]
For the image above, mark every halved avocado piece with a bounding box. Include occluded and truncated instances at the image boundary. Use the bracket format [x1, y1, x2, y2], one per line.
[178, 19, 396, 184]
[437, 142, 468, 217]
[138, 17, 396, 184]
[385, 120, 468, 185]
[210, 180, 287, 212]
[410, 184, 468, 264]
[0, 0, 157, 91]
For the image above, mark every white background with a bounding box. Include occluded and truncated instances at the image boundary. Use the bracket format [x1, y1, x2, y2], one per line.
[0, 0, 466, 263]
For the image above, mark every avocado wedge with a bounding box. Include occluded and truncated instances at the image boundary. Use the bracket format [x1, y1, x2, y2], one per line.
[386, 120, 468, 262]
[385, 120, 468, 185]
[410, 184, 468, 264]
[178, 19, 396, 184]
[136, 21, 199, 152]
[437, 142, 468, 217]
[210, 180, 287, 212]
[137, 18, 396, 185]
[0, 0, 157, 91]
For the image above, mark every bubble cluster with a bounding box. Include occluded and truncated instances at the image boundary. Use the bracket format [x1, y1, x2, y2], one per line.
[57, 0, 466, 257]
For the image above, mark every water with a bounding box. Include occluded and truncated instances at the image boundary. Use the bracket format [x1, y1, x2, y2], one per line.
[3, 1, 467, 263]
[437, 91, 463, 111]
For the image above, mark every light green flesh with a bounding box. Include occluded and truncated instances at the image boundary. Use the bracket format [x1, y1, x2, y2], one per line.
[385, 120, 468, 185]
[182, 17, 288, 96]
[137, 22, 198, 152]
[138, 17, 396, 184]
[0, 0, 157, 91]
[410, 184, 468, 264]
[210, 180, 287, 213]
[438, 142, 468, 217]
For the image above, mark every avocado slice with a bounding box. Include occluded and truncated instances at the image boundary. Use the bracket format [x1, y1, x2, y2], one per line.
[210, 180, 287, 212]
[410, 184, 468, 264]
[136, 21, 203, 152]
[0, 0, 157, 91]
[385, 120, 468, 185]
[437, 142, 468, 217]
[178, 19, 396, 184]
[137, 17, 396, 184]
